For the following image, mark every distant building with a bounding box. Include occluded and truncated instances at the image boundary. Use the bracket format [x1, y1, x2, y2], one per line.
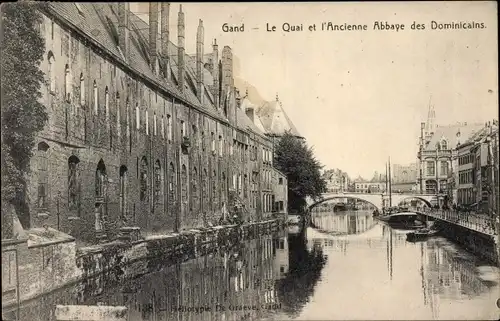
[354, 182, 386, 193]
[322, 169, 350, 193]
[455, 121, 498, 214]
[417, 106, 485, 196]
[392, 163, 418, 184]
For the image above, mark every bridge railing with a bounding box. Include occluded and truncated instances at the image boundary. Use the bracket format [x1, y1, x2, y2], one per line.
[413, 207, 498, 236]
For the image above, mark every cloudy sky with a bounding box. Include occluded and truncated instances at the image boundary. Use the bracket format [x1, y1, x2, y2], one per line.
[131, 2, 498, 179]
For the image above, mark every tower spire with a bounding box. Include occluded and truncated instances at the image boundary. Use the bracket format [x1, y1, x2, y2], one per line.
[425, 96, 435, 135]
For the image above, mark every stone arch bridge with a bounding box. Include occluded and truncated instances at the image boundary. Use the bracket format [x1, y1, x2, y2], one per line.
[307, 192, 437, 212]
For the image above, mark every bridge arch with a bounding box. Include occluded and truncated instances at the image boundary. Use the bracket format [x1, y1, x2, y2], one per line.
[393, 195, 433, 209]
[309, 195, 383, 213]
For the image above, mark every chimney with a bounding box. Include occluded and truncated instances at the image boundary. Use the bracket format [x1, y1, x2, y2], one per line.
[245, 107, 255, 123]
[118, 3, 130, 61]
[196, 19, 204, 103]
[213, 39, 219, 107]
[177, 5, 185, 92]
[235, 88, 241, 109]
[221, 46, 233, 99]
[149, 3, 158, 71]
[160, 3, 170, 79]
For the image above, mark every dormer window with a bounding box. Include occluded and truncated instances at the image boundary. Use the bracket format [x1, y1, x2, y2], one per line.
[441, 139, 448, 150]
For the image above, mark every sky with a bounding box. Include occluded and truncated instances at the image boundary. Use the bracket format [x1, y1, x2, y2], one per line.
[130, 2, 498, 179]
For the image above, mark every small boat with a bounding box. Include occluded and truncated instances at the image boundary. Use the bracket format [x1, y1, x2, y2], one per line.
[406, 228, 439, 242]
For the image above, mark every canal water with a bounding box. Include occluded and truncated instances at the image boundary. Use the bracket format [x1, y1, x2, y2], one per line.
[3, 210, 499, 321]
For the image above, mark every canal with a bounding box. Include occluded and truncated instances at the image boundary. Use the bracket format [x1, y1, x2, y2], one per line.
[3, 210, 499, 321]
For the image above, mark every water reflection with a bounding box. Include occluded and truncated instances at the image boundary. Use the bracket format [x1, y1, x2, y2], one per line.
[3, 211, 499, 321]
[311, 209, 376, 235]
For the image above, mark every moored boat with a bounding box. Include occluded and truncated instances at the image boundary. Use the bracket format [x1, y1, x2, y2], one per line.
[406, 228, 439, 242]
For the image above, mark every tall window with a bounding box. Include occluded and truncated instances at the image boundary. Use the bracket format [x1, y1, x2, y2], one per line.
[212, 170, 218, 209]
[181, 165, 188, 206]
[116, 93, 121, 135]
[440, 161, 448, 176]
[181, 120, 186, 137]
[145, 110, 149, 135]
[211, 132, 215, 152]
[104, 87, 109, 121]
[192, 167, 198, 211]
[161, 115, 165, 138]
[68, 156, 81, 213]
[135, 104, 140, 130]
[140, 157, 148, 202]
[426, 160, 435, 176]
[221, 172, 226, 200]
[169, 162, 176, 202]
[93, 80, 98, 115]
[243, 174, 248, 198]
[167, 115, 172, 141]
[37, 142, 50, 211]
[119, 166, 128, 220]
[154, 160, 161, 204]
[203, 169, 208, 209]
[64, 64, 71, 102]
[95, 160, 106, 199]
[153, 113, 157, 136]
[79, 73, 85, 106]
[219, 135, 223, 156]
[48, 52, 55, 93]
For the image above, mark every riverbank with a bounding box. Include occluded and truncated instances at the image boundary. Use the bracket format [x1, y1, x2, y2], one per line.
[1, 219, 285, 310]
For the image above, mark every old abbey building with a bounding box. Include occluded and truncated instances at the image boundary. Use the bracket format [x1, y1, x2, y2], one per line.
[28, 3, 291, 243]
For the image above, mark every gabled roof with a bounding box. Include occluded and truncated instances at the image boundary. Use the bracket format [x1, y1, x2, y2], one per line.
[256, 97, 301, 138]
[424, 122, 484, 151]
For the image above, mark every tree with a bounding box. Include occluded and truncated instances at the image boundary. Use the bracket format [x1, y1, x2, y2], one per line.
[1, 2, 47, 237]
[274, 132, 327, 213]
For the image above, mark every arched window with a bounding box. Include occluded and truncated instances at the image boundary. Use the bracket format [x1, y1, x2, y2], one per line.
[104, 87, 109, 121]
[181, 164, 188, 206]
[441, 139, 448, 150]
[135, 104, 140, 130]
[169, 162, 176, 202]
[79, 73, 85, 106]
[68, 156, 81, 213]
[95, 159, 107, 199]
[211, 132, 215, 152]
[64, 64, 71, 102]
[140, 157, 148, 202]
[48, 52, 55, 92]
[119, 166, 128, 220]
[145, 110, 149, 135]
[154, 160, 161, 203]
[93, 80, 98, 115]
[37, 142, 50, 211]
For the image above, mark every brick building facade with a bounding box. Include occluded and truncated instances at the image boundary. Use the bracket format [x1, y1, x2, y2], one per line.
[25, 3, 288, 243]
